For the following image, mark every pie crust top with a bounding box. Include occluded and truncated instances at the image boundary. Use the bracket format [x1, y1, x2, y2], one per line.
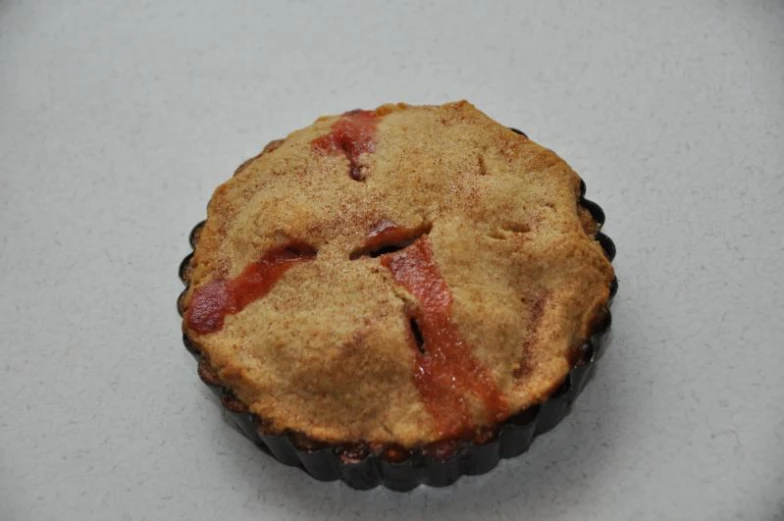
[181, 101, 614, 447]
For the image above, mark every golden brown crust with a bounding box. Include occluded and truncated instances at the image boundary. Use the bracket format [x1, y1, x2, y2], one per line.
[181, 101, 614, 447]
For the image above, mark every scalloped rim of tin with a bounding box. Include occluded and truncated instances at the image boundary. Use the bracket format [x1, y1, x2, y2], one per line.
[177, 161, 617, 491]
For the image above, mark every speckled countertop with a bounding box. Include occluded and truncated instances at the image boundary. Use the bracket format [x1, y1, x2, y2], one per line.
[1, 1, 783, 520]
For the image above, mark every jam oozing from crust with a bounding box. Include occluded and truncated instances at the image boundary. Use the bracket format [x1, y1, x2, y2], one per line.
[312, 109, 379, 181]
[512, 293, 547, 379]
[186, 243, 316, 334]
[380, 235, 508, 438]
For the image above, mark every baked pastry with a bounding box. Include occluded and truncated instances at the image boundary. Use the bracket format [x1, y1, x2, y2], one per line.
[178, 101, 616, 490]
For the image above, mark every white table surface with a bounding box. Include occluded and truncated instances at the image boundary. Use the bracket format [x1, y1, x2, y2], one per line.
[2, 1, 783, 519]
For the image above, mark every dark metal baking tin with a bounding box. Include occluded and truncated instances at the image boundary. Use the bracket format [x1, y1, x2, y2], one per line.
[177, 176, 616, 492]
